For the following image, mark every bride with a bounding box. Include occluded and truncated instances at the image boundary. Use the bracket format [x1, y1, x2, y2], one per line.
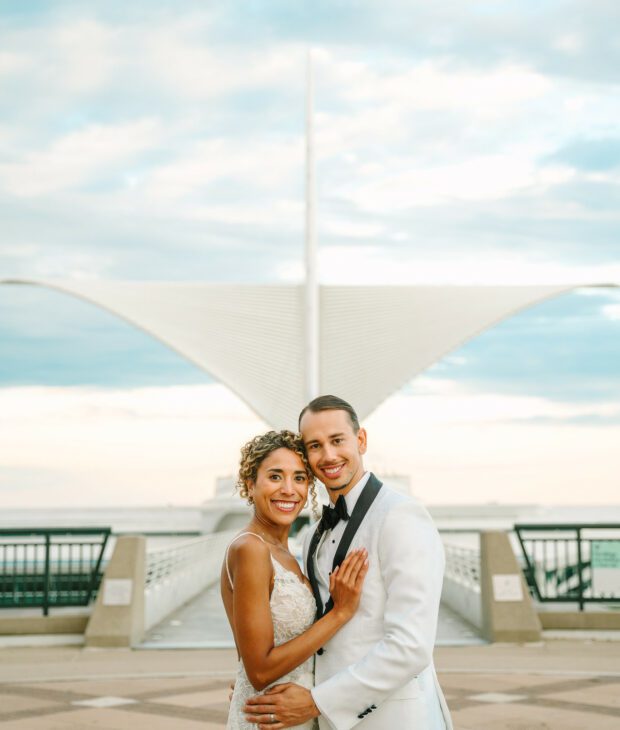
[221, 430, 368, 730]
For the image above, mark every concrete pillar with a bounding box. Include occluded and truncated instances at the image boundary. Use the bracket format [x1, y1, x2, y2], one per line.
[85, 535, 146, 648]
[480, 531, 542, 643]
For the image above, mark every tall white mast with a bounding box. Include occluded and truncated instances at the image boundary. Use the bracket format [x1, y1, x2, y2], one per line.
[304, 50, 319, 402]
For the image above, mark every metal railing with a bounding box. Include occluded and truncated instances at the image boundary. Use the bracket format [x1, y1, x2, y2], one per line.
[439, 532, 483, 631]
[144, 530, 236, 631]
[443, 542, 481, 593]
[514, 523, 620, 610]
[145, 531, 233, 590]
[0, 528, 111, 615]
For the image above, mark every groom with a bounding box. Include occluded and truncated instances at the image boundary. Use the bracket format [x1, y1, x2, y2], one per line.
[245, 395, 452, 730]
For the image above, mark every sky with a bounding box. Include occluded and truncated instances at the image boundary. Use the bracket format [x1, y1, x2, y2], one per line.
[1, 1, 619, 507]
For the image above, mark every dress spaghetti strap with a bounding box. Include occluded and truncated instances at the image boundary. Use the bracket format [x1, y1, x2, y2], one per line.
[225, 532, 268, 589]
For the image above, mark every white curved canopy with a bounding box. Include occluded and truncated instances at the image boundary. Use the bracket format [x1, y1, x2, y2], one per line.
[1, 278, 616, 428]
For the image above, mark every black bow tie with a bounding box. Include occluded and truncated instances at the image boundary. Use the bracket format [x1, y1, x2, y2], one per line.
[319, 495, 349, 532]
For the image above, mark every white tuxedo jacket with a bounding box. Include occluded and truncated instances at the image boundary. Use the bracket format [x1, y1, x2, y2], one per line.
[303, 477, 452, 730]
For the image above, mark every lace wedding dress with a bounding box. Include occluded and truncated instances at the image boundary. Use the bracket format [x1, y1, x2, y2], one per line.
[225, 533, 318, 730]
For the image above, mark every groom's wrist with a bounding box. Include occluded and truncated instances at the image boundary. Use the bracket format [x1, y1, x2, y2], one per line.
[309, 696, 320, 718]
[309, 688, 322, 718]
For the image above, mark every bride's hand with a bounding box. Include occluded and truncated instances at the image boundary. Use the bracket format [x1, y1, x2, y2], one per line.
[329, 548, 369, 622]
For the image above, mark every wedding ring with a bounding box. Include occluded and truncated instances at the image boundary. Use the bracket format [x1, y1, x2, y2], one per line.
[270, 713, 276, 723]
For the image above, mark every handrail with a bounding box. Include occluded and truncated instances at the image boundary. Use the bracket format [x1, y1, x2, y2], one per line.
[115, 531, 201, 537]
[145, 531, 235, 590]
[514, 523, 620, 610]
[442, 543, 481, 592]
[143, 530, 236, 631]
[0, 528, 111, 615]
[1, 528, 113, 536]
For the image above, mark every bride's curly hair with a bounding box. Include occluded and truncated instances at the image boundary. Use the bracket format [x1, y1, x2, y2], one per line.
[237, 430, 318, 518]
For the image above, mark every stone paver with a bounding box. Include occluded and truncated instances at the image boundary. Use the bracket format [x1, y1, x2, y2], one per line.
[455, 701, 620, 730]
[543, 682, 620, 709]
[0, 642, 618, 728]
[0, 695, 57, 715]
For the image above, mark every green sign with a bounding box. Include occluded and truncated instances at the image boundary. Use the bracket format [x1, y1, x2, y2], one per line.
[591, 541, 620, 570]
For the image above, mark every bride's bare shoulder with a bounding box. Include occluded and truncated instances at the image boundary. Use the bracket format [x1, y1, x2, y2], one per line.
[227, 532, 271, 566]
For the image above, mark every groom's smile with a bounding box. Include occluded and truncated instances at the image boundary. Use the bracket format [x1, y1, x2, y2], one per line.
[320, 462, 345, 479]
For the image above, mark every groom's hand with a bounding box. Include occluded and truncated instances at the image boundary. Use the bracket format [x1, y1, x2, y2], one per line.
[244, 682, 320, 729]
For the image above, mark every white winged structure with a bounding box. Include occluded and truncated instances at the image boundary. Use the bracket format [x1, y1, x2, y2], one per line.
[1, 278, 616, 429]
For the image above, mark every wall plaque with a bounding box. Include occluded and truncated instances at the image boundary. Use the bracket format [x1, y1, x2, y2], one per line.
[102, 578, 133, 606]
[492, 574, 523, 602]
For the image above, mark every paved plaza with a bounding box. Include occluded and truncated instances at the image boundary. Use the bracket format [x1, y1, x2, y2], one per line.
[0, 640, 619, 729]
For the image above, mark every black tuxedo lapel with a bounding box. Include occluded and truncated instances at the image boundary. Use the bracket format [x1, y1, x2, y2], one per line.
[311, 473, 383, 619]
[305, 523, 325, 618]
[332, 473, 382, 570]
[322, 473, 382, 615]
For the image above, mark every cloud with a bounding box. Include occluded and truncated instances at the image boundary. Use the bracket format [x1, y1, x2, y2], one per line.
[47, 19, 120, 93]
[142, 30, 304, 101]
[0, 50, 31, 78]
[546, 137, 620, 172]
[1, 380, 618, 507]
[340, 150, 572, 209]
[143, 136, 302, 201]
[211, 0, 620, 85]
[0, 383, 265, 506]
[602, 302, 620, 321]
[365, 379, 620, 505]
[287, 245, 620, 285]
[325, 56, 552, 118]
[0, 7, 618, 282]
[0, 118, 163, 197]
[389, 376, 620, 425]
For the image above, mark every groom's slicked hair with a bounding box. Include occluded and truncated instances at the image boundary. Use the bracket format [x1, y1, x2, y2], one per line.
[298, 395, 360, 433]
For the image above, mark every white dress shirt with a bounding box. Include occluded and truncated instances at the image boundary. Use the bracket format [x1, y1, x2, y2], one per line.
[315, 471, 371, 606]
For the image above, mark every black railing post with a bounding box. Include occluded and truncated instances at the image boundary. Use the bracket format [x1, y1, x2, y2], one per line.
[86, 530, 111, 604]
[43, 533, 51, 617]
[576, 527, 584, 612]
[514, 526, 542, 601]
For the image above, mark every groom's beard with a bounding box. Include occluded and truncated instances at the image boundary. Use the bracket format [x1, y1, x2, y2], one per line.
[327, 478, 353, 494]
[318, 466, 363, 498]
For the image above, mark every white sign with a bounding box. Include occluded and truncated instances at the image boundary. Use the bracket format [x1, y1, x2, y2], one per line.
[591, 541, 620, 598]
[102, 579, 133, 606]
[492, 574, 523, 602]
